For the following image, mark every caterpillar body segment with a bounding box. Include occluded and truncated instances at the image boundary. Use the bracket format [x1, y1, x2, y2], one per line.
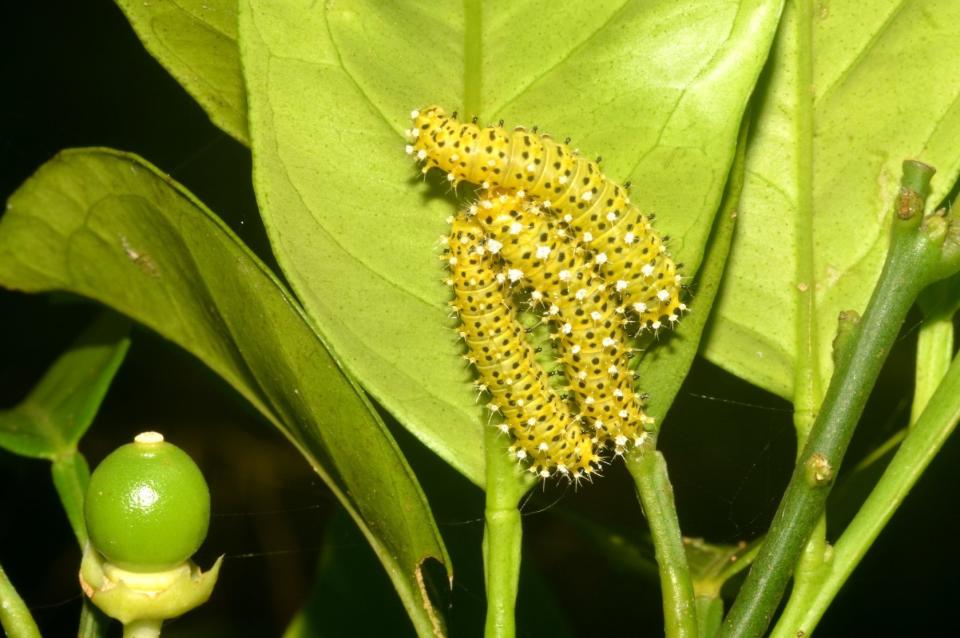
[447, 217, 600, 478]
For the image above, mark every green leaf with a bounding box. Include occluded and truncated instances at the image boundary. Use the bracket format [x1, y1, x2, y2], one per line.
[238, 0, 784, 484]
[0, 149, 449, 637]
[704, 1, 960, 401]
[0, 312, 130, 460]
[115, 0, 248, 144]
[685, 537, 761, 638]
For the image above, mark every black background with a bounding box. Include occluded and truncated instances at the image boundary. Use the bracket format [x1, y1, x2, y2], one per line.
[1, 2, 958, 636]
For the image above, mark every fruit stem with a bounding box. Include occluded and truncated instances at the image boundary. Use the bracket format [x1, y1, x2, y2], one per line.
[122, 619, 162, 638]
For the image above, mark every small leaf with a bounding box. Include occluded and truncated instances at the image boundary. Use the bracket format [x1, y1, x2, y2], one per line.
[0, 149, 449, 637]
[238, 0, 783, 483]
[115, 0, 248, 144]
[684, 537, 761, 598]
[0, 312, 130, 460]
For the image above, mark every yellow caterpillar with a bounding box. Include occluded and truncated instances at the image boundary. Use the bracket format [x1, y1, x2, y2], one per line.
[418, 106, 685, 478]
[470, 192, 653, 456]
[446, 216, 600, 478]
[408, 106, 685, 330]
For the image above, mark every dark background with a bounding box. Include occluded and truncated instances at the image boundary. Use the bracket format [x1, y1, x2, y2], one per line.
[1, 2, 958, 636]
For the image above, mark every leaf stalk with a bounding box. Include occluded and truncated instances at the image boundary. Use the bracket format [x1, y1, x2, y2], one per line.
[628, 449, 699, 638]
[482, 427, 533, 638]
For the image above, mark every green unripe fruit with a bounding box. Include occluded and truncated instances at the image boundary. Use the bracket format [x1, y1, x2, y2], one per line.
[85, 432, 210, 572]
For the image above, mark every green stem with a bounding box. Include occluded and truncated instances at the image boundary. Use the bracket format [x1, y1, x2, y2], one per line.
[787, 0, 832, 609]
[776, 300, 954, 635]
[78, 600, 112, 638]
[123, 618, 163, 638]
[720, 161, 954, 637]
[773, 351, 960, 636]
[910, 313, 955, 423]
[772, 517, 829, 634]
[622, 119, 747, 638]
[0, 563, 41, 638]
[628, 450, 698, 638]
[51, 451, 92, 545]
[696, 596, 724, 638]
[482, 427, 532, 638]
[49, 451, 112, 638]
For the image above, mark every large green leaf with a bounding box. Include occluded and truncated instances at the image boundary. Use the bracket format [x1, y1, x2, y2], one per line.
[704, 1, 960, 402]
[0, 150, 449, 637]
[115, 0, 248, 144]
[238, 0, 784, 484]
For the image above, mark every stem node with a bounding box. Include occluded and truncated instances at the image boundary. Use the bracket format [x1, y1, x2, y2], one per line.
[803, 453, 833, 486]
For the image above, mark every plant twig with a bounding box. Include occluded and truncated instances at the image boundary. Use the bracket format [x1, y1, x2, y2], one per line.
[696, 596, 724, 638]
[772, 349, 960, 636]
[629, 449, 699, 638]
[482, 427, 533, 638]
[774, 288, 956, 636]
[720, 160, 960, 636]
[0, 563, 41, 638]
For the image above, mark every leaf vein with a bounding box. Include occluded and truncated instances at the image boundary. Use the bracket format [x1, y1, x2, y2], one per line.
[815, 0, 911, 106]
[491, 0, 633, 117]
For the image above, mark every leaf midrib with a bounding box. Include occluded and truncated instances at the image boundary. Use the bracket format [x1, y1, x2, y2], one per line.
[793, 0, 821, 431]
